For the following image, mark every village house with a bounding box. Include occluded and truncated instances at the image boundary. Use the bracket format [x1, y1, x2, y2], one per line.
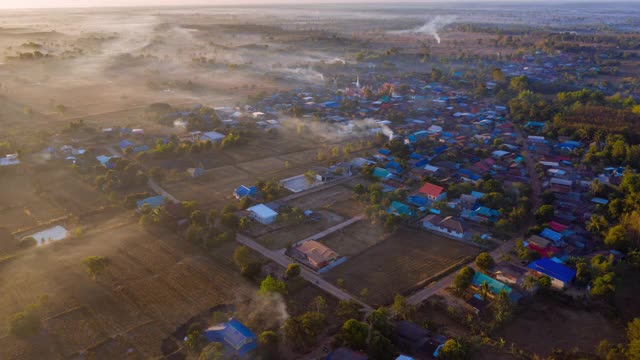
[421, 215, 465, 238]
[247, 204, 278, 224]
[527, 258, 576, 289]
[418, 182, 446, 201]
[234, 185, 257, 200]
[201, 319, 257, 357]
[294, 240, 339, 270]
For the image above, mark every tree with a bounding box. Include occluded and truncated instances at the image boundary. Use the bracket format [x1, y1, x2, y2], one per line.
[368, 330, 396, 360]
[310, 296, 327, 314]
[591, 272, 615, 298]
[222, 213, 240, 230]
[478, 281, 491, 301]
[576, 262, 591, 285]
[475, 252, 495, 272]
[537, 275, 552, 290]
[83, 256, 110, 280]
[283, 317, 312, 352]
[259, 275, 287, 296]
[190, 210, 206, 226]
[233, 245, 251, 270]
[367, 308, 392, 339]
[198, 343, 224, 360]
[534, 205, 555, 224]
[337, 300, 362, 323]
[453, 267, 475, 294]
[285, 263, 301, 279]
[492, 68, 505, 83]
[185, 326, 206, 352]
[8, 304, 41, 338]
[339, 319, 369, 351]
[439, 339, 468, 360]
[490, 290, 513, 325]
[392, 294, 414, 321]
[605, 224, 628, 250]
[300, 311, 327, 340]
[522, 275, 538, 291]
[258, 331, 279, 360]
[587, 214, 609, 237]
[304, 170, 318, 185]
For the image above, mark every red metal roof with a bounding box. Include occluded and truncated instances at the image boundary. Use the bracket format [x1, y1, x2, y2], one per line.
[419, 182, 444, 197]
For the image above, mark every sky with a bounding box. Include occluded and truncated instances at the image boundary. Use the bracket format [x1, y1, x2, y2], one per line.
[0, 0, 633, 9]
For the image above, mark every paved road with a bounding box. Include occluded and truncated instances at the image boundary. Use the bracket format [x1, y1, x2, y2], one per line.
[298, 214, 364, 243]
[236, 232, 373, 312]
[407, 125, 540, 306]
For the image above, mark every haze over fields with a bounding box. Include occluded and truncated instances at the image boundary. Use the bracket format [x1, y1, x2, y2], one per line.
[1, 2, 640, 360]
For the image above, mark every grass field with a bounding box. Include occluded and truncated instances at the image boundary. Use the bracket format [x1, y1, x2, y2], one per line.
[325, 227, 478, 306]
[0, 221, 254, 359]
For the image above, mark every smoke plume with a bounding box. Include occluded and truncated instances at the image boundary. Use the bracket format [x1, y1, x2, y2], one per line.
[392, 15, 457, 44]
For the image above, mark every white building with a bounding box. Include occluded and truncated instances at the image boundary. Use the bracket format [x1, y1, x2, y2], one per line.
[247, 204, 278, 225]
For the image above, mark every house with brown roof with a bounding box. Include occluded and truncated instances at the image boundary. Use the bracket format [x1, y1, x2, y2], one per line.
[294, 240, 339, 270]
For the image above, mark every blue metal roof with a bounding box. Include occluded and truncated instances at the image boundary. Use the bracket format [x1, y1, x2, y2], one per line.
[528, 258, 576, 284]
[540, 228, 562, 243]
[472, 272, 512, 295]
[119, 140, 134, 149]
[137, 196, 164, 209]
[408, 195, 428, 207]
[235, 185, 257, 198]
[373, 167, 391, 178]
[204, 319, 257, 355]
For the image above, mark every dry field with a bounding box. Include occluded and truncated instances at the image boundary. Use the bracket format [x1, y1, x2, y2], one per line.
[497, 296, 624, 357]
[325, 227, 478, 306]
[256, 209, 346, 250]
[319, 221, 386, 257]
[0, 222, 253, 360]
[287, 183, 364, 218]
[0, 166, 107, 233]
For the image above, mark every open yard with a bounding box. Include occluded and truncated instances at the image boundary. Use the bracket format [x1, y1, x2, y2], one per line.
[256, 209, 346, 250]
[287, 183, 364, 218]
[325, 227, 478, 306]
[0, 221, 254, 359]
[497, 296, 624, 357]
[319, 221, 386, 256]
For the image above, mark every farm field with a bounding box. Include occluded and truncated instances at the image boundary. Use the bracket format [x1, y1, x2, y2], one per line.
[0, 221, 254, 359]
[0, 166, 108, 233]
[256, 209, 346, 250]
[497, 296, 624, 357]
[319, 221, 386, 256]
[325, 227, 478, 306]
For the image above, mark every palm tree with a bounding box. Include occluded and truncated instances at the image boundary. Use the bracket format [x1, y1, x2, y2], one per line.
[479, 281, 491, 301]
[590, 179, 603, 196]
[522, 275, 537, 291]
[586, 215, 608, 237]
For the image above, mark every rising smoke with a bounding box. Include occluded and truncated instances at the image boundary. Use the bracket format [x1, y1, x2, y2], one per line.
[391, 15, 457, 44]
